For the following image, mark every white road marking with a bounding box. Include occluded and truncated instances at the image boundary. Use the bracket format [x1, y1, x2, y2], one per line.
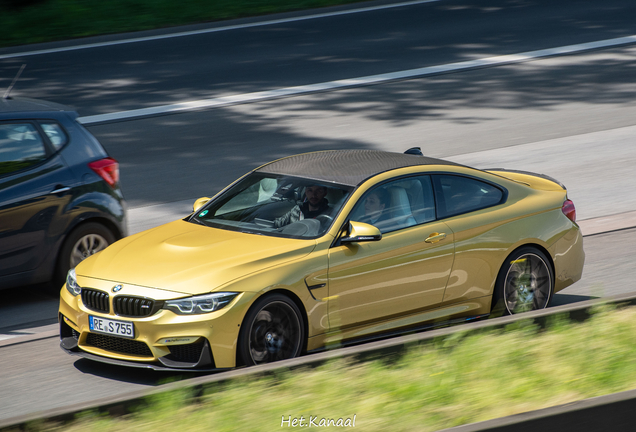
[77, 35, 636, 125]
[0, 0, 440, 60]
[0, 325, 58, 347]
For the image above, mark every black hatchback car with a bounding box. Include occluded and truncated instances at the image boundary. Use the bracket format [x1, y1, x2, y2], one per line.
[0, 97, 127, 290]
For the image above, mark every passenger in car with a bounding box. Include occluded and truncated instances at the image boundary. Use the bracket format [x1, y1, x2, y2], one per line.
[359, 188, 390, 226]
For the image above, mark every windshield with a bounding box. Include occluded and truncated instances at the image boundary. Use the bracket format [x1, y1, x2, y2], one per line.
[190, 173, 354, 238]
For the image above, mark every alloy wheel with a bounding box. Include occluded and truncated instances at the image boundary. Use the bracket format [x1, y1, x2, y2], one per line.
[503, 253, 552, 314]
[70, 233, 109, 268]
[247, 301, 302, 364]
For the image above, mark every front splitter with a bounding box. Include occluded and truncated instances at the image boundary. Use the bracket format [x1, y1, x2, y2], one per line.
[61, 346, 228, 373]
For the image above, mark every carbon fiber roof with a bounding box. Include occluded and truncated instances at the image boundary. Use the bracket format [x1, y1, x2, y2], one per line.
[256, 150, 460, 186]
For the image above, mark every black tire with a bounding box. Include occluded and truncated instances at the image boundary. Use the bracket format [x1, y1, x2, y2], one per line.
[492, 247, 554, 316]
[55, 222, 115, 286]
[238, 293, 304, 366]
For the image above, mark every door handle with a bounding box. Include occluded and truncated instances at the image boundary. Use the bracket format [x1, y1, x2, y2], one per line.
[425, 232, 446, 243]
[50, 186, 71, 195]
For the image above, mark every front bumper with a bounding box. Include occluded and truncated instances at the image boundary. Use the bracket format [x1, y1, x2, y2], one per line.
[59, 281, 255, 369]
[59, 319, 224, 372]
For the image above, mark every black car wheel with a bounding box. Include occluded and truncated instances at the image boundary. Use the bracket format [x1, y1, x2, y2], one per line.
[238, 293, 304, 366]
[493, 247, 554, 315]
[56, 222, 115, 283]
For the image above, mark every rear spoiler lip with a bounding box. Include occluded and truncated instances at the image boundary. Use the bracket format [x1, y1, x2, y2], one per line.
[484, 168, 567, 190]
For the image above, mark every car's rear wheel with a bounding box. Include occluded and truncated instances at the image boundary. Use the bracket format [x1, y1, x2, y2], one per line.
[238, 293, 304, 366]
[493, 247, 554, 315]
[56, 222, 115, 286]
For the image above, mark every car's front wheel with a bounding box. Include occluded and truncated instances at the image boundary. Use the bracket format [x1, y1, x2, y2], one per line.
[238, 293, 304, 366]
[493, 247, 554, 315]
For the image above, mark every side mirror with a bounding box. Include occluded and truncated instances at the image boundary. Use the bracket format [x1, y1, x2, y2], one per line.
[340, 221, 382, 244]
[193, 197, 211, 212]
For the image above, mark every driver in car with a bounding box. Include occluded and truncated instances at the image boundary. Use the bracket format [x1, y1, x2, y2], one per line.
[274, 185, 330, 228]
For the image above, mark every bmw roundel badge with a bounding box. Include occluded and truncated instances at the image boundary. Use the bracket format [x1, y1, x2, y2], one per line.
[112, 284, 123, 293]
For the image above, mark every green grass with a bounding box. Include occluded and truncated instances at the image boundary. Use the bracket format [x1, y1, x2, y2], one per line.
[0, 0, 368, 48]
[17, 305, 636, 432]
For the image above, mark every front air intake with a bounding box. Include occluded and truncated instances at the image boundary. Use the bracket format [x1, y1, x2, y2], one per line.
[85, 333, 152, 357]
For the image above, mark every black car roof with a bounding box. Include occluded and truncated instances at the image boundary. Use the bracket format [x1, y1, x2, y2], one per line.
[0, 97, 72, 114]
[256, 150, 461, 186]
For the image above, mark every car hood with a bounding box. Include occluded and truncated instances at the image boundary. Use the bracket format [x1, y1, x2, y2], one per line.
[76, 219, 317, 295]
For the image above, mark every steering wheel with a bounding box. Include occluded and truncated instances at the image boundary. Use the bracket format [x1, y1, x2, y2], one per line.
[315, 214, 333, 229]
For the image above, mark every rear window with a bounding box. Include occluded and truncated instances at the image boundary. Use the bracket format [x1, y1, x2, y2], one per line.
[435, 175, 504, 218]
[39, 121, 68, 150]
[0, 123, 47, 176]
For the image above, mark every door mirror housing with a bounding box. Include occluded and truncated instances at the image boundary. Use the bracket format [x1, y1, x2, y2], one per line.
[340, 221, 382, 244]
[193, 197, 211, 212]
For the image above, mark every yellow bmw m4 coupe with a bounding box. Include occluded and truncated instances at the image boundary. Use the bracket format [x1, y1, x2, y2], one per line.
[59, 149, 584, 371]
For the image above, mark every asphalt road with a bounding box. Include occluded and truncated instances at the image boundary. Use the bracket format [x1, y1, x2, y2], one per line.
[1, 0, 635, 116]
[78, 43, 636, 209]
[1, 0, 636, 424]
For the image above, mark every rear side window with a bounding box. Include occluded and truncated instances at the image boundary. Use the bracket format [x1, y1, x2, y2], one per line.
[39, 121, 68, 150]
[0, 123, 47, 176]
[434, 175, 504, 218]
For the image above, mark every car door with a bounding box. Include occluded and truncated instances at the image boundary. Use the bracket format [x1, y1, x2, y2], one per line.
[0, 121, 76, 277]
[326, 175, 455, 333]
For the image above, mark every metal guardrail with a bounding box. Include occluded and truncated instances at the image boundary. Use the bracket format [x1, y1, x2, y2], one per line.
[2, 291, 636, 431]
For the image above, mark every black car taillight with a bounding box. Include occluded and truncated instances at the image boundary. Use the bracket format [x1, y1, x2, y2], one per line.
[88, 157, 119, 188]
[562, 199, 576, 222]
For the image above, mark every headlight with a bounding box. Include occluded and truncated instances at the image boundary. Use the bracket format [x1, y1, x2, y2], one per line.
[164, 292, 238, 315]
[66, 269, 81, 296]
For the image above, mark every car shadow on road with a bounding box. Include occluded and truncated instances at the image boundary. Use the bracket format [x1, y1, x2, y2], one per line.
[550, 293, 597, 307]
[0, 284, 60, 332]
[73, 358, 207, 385]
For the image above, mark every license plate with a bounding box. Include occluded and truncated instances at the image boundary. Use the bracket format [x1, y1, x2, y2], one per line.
[89, 315, 134, 339]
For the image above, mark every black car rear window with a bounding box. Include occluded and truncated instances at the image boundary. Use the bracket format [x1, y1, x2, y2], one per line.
[39, 121, 68, 150]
